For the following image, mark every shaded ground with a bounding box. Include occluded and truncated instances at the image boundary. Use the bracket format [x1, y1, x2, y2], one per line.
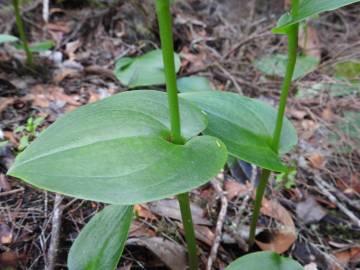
[0, 0, 359, 269]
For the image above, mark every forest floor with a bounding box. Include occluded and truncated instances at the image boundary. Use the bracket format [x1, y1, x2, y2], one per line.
[0, 0, 359, 269]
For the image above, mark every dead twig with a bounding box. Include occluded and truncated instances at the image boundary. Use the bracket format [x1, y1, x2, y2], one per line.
[45, 194, 64, 270]
[207, 176, 228, 270]
[42, 0, 49, 22]
[215, 63, 243, 94]
[0, 187, 24, 197]
[314, 176, 360, 227]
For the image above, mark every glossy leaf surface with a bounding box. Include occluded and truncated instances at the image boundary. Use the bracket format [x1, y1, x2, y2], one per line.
[8, 90, 227, 204]
[273, 0, 360, 33]
[226, 251, 303, 270]
[181, 91, 297, 172]
[68, 205, 133, 270]
[177, 76, 213, 93]
[0, 34, 18, 44]
[114, 50, 181, 88]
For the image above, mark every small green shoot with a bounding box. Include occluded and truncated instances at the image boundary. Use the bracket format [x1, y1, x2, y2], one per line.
[14, 116, 44, 151]
[275, 170, 297, 190]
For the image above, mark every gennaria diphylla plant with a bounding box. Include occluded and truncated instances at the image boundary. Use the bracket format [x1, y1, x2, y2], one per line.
[0, 1, 54, 67]
[7, 0, 360, 269]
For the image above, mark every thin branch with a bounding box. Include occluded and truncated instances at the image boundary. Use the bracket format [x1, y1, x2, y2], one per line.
[45, 194, 64, 270]
[207, 176, 228, 270]
[314, 176, 360, 227]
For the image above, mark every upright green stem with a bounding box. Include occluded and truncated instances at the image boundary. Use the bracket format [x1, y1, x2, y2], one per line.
[155, 0, 182, 144]
[249, 0, 299, 246]
[271, 1, 299, 152]
[12, 0, 33, 67]
[248, 169, 271, 245]
[177, 192, 199, 270]
[155, 1, 198, 269]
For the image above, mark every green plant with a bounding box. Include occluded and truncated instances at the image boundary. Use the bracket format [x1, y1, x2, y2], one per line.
[1, 2, 54, 67]
[224, 251, 303, 270]
[177, 76, 214, 93]
[114, 49, 181, 88]
[6, 0, 360, 269]
[249, 0, 360, 246]
[12, 0, 32, 66]
[275, 169, 297, 190]
[0, 34, 19, 44]
[14, 116, 44, 151]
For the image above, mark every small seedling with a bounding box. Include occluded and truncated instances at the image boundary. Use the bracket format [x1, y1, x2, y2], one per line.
[275, 169, 297, 190]
[14, 116, 44, 151]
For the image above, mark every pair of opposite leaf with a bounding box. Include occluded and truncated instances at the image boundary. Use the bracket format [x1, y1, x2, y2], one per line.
[9, 0, 360, 268]
[7, 90, 297, 270]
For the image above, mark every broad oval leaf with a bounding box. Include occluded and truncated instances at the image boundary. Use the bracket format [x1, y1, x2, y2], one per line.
[181, 91, 297, 172]
[114, 49, 181, 88]
[273, 0, 360, 34]
[225, 251, 303, 270]
[68, 205, 133, 270]
[8, 90, 227, 204]
[0, 34, 18, 44]
[253, 54, 319, 80]
[177, 76, 214, 93]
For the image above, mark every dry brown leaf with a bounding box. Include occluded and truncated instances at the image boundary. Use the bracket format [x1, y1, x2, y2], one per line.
[148, 199, 211, 225]
[180, 46, 208, 73]
[321, 107, 333, 122]
[301, 119, 318, 139]
[284, 0, 291, 8]
[127, 237, 187, 270]
[26, 85, 81, 109]
[0, 174, 11, 192]
[54, 68, 80, 83]
[178, 223, 215, 246]
[3, 131, 17, 145]
[296, 196, 327, 224]
[119, 263, 133, 270]
[304, 262, 318, 270]
[255, 199, 297, 253]
[0, 98, 14, 114]
[299, 25, 321, 60]
[128, 220, 156, 238]
[333, 247, 360, 270]
[194, 225, 215, 246]
[46, 22, 71, 33]
[289, 109, 307, 120]
[0, 251, 25, 267]
[308, 153, 326, 169]
[134, 204, 158, 221]
[224, 179, 250, 200]
[65, 40, 82, 61]
[0, 223, 12, 244]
